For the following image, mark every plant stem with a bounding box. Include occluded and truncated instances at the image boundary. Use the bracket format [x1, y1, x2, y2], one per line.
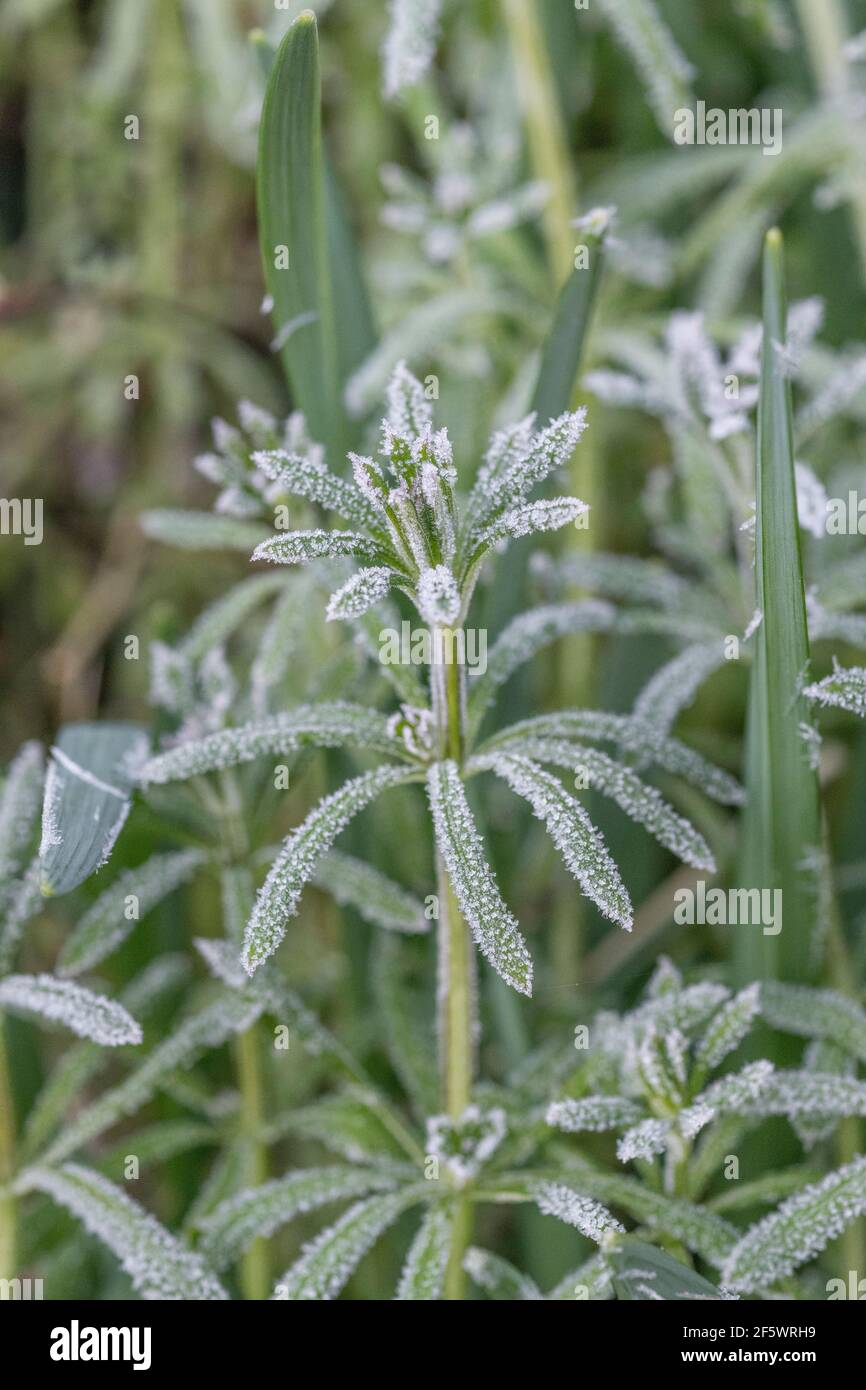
[502, 0, 576, 283]
[0, 1012, 17, 1283]
[235, 1023, 269, 1300]
[431, 637, 475, 1298]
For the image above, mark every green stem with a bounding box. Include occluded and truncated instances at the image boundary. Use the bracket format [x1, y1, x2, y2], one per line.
[502, 0, 576, 282]
[0, 1011, 17, 1283]
[235, 1022, 269, 1300]
[431, 639, 475, 1299]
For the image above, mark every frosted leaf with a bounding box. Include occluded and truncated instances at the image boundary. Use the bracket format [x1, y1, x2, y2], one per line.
[273, 1186, 428, 1300]
[467, 181, 549, 238]
[552, 1158, 736, 1265]
[244, 765, 420, 975]
[382, 0, 443, 98]
[617, 1117, 671, 1163]
[486, 737, 715, 870]
[595, 0, 694, 139]
[313, 851, 427, 933]
[758, 981, 866, 1065]
[797, 354, 866, 439]
[0, 858, 43, 973]
[249, 578, 315, 715]
[467, 602, 615, 734]
[395, 1204, 452, 1300]
[274, 1087, 413, 1165]
[583, 369, 668, 413]
[679, 1061, 775, 1139]
[540, 550, 689, 610]
[534, 1182, 624, 1244]
[251, 449, 379, 528]
[463, 1247, 542, 1300]
[474, 497, 588, 550]
[464, 410, 588, 548]
[198, 1167, 399, 1269]
[547, 1253, 612, 1301]
[732, 1070, 866, 1122]
[383, 360, 433, 440]
[0, 742, 44, 894]
[326, 567, 392, 622]
[180, 574, 287, 665]
[427, 761, 532, 996]
[648, 954, 682, 996]
[386, 704, 434, 760]
[58, 850, 206, 977]
[694, 984, 761, 1075]
[485, 754, 633, 931]
[18, 1164, 227, 1300]
[485, 709, 743, 805]
[628, 981, 731, 1039]
[252, 530, 382, 567]
[795, 462, 828, 539]
[0, 974, 142, 1047]
[722, 1157, 866, 1293]
[633, 641, 727, 735]
[139, 704, 403, 786]
[426, 1105, 507, 1185]
[140, 509, 269, 552]
[546, 1096, 644, 1134]
[416, 565, 460, 626]
[40, 992, 262, 1166]
[195, 937, 247, 990]
[804, 665, 866, 717]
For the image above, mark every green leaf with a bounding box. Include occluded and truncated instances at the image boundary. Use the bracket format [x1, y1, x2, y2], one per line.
[0, 974, 142, 1047]
[16, 1163, 228, 1300]
[0, 742, 44, 902]
[805, 665, 866, 717]
[273, 1185, 428, 1300]
[197, 1167, 399, 1269]
[140, 509, 270, 552]
[58, 850, 206, 977]
[758, 981, 866, 1065]
[39, 723, 149, 896]
[531, 221, 607, 423]
[596, 0, 694, 141]
[463, 1246, 542, 1300]
[257, 11, 344, 457]
[722, 1156, 866, 1293]
[396, 1204, 453, 1301]
[611, 1237, 726, 1301]
[736, 230, 822, 984]
[313, 851, 427, 933]
[272, 1086, 415, 1165]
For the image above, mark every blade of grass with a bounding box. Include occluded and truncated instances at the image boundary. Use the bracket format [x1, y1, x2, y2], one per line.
[735, 229, 822, 985]
[256, 11, 344, 459]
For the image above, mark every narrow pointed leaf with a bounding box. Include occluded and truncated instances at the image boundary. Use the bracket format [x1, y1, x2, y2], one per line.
[0, 974, 142, 1047]
[395, 1204, 453, 1301]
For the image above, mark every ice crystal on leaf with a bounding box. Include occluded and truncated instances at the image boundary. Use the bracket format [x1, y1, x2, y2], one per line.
[417, 564, 461, 626]
[722, 1157, 866, 1293]
[382, 0, 443, 100]
[396, 1205, 453, 1300]
[244, 765, 421, 975]
[18, 1164, 227, 1300]
[0, 974, 142, 1047]
[273, 1186, 428, 1300]
[326, 566, 392, 622]
[534, 1181, 624, 1243]
[427, 760, 533, 995]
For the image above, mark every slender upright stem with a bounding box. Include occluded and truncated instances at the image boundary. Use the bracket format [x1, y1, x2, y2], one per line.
[431, 635, 475, 1299]
[235, 1023, 269, 1300]
[502, 0, 576, 282]
[0, 1012, 17, 1283]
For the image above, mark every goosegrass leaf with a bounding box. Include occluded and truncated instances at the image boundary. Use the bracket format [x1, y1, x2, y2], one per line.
[486, 754, 633, 931]
[0, 974, 142, 1047]
[244, 765, 421, 974]
[611, 1237, 727, 1301]
[427, 760, 533, 996]
[758, 981, 866, 1065]
[17, 1164, 227, 1300]
[805, 665, 866, 717]
[395, 1203, 453, 1301]
[382, 0, 443, 99]
[140, 509, 270, 552]
[546, 1096, 644, 1135]
[722, 1157, 866, 1293]
[326, 567, 392, 622]
[595, 0, 694, 140]
[273, 1185, 428, 1300]
[533, 1182, 624, 1243]
[58, 849, 206, 977]
[198, 1167, 399, 1269]
[313, 851, 427, 933]
[463, 1247, 542, 1300]
[632, 641, 727, 735]
[139, 704, 404, 786]
[252, 529, 383, 567]
[0, 741, 44, 896]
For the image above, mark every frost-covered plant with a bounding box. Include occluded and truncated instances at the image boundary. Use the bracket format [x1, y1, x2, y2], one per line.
[0, 363, 747, 1300]
[533, 303, 866, 744]
[461, 958, 866, 1299]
